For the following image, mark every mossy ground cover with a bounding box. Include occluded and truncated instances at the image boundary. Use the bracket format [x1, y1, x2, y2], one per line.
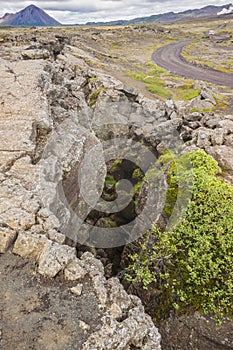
[126, 150, 233, 322]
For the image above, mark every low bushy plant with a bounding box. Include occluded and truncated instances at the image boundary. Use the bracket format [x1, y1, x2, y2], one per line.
[126, 150, 233, 321]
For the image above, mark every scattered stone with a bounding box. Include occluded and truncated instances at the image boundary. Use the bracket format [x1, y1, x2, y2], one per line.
[189, 96, 215, 111]
[82, 314, 161, 350]
[91, 274, 108, 308]
[200, 88, 216, 105]
[81, 252, 105, 277]
[13, 232, 48, 259]
[0, 227, 17, 253]
[81, 252, 108, 307]
[47, 229, 66, 244]
[107, 277, 132, 312]
[206, 145, 233, 171]
[170, 111, 178, 120]
[217, 119, 233, 133]
[165, 98, 177, 118]
[71, 284, 83, 296]
[21, 49, 50, 60]
[109, 303, 123, 320]
[189, 121, 201, 129]
[204, 117, 222, 129]
[104, 263, 113, 279]
[194, 127, 213, 148]
[79, 321, 91, 332]
[225, 134, 233, 147]
[184, 112, 202, 122]
[38, 242, 76, 278]
[211, 129, 226, 146]
[64, 259, 86, 281]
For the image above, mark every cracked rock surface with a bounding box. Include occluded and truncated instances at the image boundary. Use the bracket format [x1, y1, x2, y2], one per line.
[0, 27, 232, 350]
[0, 36, 161, 349]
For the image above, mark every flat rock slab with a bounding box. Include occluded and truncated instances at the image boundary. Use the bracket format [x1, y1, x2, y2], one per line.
[0, 59, 46, 154]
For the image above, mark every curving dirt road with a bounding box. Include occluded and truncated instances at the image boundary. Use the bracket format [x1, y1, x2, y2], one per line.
[152, 41, 233, 88]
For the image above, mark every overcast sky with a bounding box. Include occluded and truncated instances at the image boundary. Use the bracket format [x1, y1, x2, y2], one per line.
[0, 1, 231, 24]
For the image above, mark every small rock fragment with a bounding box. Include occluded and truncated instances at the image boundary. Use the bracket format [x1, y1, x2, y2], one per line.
[71, 284, 83, 296]
[38, 242, 76, 278]
[79, 321, 90, 332]
[0, 228, 17, 253]
[13, 232, 48, 259]
[64, 259, 86, 281]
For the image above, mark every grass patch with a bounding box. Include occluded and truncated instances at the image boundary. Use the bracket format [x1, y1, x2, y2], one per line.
[214, 94, 229, 109]
[88, 77, 98, 82]
[85, 58, 105, 69]
[175, 85, 200, 101]
[128, 70, 172, 99]
[128, 67, 200, 101]
[190, 107, 212, 113]
[104, 217, 117, 227]
[146, 82, 172, 98]
[182, 41, 233, 74]
[146, 62, 167, 75]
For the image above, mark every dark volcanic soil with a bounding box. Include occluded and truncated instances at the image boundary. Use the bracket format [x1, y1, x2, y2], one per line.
[0, 252, 102, 350]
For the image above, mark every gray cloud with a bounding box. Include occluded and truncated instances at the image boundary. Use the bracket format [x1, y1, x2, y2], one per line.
[0, 0, 229, 24]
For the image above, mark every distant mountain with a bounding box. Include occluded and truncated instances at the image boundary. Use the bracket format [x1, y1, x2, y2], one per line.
[0, 4, 61, 26]
[217, 4, 233, 15]
[0, 13, 16, 23]
[86, 3, 233, 26]
[1, 3, 232, 27]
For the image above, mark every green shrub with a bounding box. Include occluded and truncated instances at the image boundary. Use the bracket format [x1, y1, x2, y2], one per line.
[126, 150, 233, 321]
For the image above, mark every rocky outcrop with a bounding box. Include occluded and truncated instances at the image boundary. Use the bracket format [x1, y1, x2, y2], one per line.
[0, 39, 163, 350]
[21, 48, 50, 60]
[0, 29, 232, 350]
[1, 31, 232, 257]
[180, 109, 233, 182]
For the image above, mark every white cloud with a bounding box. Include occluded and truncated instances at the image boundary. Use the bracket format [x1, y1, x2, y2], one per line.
[217, 4, 233, 15]
[0, 0, 230, 24]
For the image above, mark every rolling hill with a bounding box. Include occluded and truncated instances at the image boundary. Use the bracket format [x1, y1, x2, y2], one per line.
[86, 3, 233, 26]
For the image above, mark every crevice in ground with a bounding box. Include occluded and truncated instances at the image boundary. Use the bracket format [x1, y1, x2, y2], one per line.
[21, 39, 233, 349]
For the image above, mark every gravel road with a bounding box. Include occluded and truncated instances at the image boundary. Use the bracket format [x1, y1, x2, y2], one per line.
[152, 40, 233, 88]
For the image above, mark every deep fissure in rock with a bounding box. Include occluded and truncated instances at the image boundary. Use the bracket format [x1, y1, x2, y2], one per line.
[85, 159, 145, 227]
[62, 157, 147, 277]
